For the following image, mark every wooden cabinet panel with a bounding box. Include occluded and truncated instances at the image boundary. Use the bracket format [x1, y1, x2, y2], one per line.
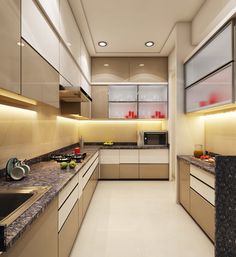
[92, 57, 130, 83]
[0, 0, 20, 94]
[100, 150, 119, 164]
[139, 164, 169, 179]
[59, 201, 79, 257]
[91, 86, 109, 118]
[129, 57, 168, 82]
[81, 101, 91, 119]
[22, 40, 59, 108]
[2, 198, 58, 257]
[78, 196, 83, 228]
[100, 164, 120, 179]
[22, 0, 59, 70]
[80, 40, 91, 81]
[120, 164, 139, 179]
[179, 159, 190, 212]
[190, 189, 215, 242]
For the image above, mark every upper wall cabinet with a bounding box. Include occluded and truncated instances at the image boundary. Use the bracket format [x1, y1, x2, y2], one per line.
[59, 0, 81, 65]
[80, 40, 92, 82]
[185, 22, 233, 87]
[91, 57, 168, 83]
[0, 0, 21, 94]
[22, 40, 59, 108]
[36, 0, 60, 32]
[92, 58, 130, 83]
[59, 42, 81, 88]
[22, 0, 59, 71]
[129, 58, 168, 82]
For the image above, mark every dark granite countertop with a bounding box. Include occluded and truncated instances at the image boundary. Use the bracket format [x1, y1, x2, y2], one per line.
[85, 142, 169, 149]
[177, 155, 215, 174]
[0, 146, 100, 252]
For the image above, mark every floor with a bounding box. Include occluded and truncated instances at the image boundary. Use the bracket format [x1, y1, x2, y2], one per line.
[70, 181, 214, 257]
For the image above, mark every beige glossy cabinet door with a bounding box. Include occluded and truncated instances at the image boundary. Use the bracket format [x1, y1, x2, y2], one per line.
[129, 57, 168, 82]
[22, 40, 59, 108]
[139, 164, 169, 179]
[179, 159, 190, 212]
[2, 198, 58, 257]
[80, 40, 91, 82]
[0, 0, 20, 94]
[120, 164, 139, 179]
[190, 189, 215, 242]
[91, 86, 109, 118]
[100, 164, 120, 179]
[92, 57, 130, 83]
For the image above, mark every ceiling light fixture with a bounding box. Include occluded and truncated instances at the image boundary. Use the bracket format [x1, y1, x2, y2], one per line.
[104, 64, 109, 67]
[17, 42, 25, 47]
[145, 41, 155, 47]
[139, 64, 145, 67]
[98, 41, 108, 47]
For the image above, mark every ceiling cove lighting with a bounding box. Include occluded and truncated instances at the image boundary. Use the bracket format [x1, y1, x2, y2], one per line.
[203, 111, 236, 120]
[104, 63, 110, 67]
[98, 41, 108, 47]
[145, 41, 155, 47]
[139, 64, 145, 67]
[0, 104, 37, 116]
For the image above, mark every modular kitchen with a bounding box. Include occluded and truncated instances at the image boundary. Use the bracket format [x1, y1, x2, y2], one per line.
[0, 1, 236, 257]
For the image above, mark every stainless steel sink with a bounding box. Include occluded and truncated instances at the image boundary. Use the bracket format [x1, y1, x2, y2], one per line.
[0, 186, 50, 225]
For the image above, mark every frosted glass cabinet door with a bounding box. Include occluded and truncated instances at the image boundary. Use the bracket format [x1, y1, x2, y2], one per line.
[139, 103, 167, 119]
[185, 22, 233, 87]
[186, 64, 233, 113]
[0, 0, 20, 94]
[109, 103, 137, 119]
[109, 85, 137, 101]
[138, 85, 167, 101]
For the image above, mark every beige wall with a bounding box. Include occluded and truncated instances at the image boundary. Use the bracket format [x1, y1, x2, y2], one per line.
[205, 112, 236, 155]
[78, 120, 165, 142]
[0, 103, 79, 169]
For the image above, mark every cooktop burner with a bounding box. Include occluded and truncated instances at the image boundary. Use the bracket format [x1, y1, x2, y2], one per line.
[50, 153, 87, 163]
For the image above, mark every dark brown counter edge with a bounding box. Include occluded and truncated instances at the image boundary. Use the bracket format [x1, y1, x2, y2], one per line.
[177, 155, 215, 174]
[85, 142, 169, 149]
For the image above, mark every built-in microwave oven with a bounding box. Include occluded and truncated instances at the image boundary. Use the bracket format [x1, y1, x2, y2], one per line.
[137, 131, 168, 146]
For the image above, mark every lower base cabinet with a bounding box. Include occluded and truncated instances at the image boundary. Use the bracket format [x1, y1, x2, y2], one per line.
[179, 160, 190, 212]
[59, 201, 79, 257]
[120, 164, 139, 179]
[100, 164, 120, 179]
[190, 189, 215, 242]
[139, 164, 169, 179]
[2, 198, 58, 257]
[78, 196, 83, 228]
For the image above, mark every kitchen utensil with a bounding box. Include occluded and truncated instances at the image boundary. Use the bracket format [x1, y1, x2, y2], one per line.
[6, 158, 18, 176]
[74, 147, 80, 155]
[21, 164, 30, 176]
[10, 166, 25, 180]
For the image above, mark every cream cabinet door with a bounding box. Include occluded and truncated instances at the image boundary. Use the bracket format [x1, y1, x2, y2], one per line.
[139, 149, 169, 163]
[80, 40, 91, 81]
[22, 0, 59, 70]
[91, 86, 109, 119]
[92, 57, 130, 83]
[129, 57, 168, 83]
[59, 0, 81, 65]
[100, 150, 119, 164]
[0, 0, 20, 94]
[120, 150, 139, 163]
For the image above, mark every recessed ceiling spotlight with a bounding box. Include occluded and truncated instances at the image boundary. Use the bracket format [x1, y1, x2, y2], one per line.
[66, 42, 72, 47]
[104, 63, 109, 67]
[139, 63, 145, 67]
[17, 42, 25, 47]
[145, 41, 155, 47]
[98, 41, 108, 47]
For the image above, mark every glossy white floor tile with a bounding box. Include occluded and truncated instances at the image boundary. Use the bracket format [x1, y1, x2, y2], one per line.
[70, 181, 214, 257]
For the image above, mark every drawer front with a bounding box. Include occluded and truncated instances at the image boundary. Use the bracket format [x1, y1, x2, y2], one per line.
[190, 165, 215, 188]
[139, 164, 169, 179]
[100, 164, 120, 179]
[58, 201, 79, 257]
[58, 174, 79, 208]
[58, 184, 79, 231]
[120, 150, 139, 163]
[100, 150, 119, 164]
[80, 151, 99, 177]
[190, 176, 215, 206]
[120, 164, 139, 179]
[190, 189, 215, 242]
[82, 159, 99, 189]
[139, 149, 169, 163]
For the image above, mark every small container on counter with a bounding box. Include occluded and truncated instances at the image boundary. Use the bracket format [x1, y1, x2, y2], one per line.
[193, 144, 204, 158]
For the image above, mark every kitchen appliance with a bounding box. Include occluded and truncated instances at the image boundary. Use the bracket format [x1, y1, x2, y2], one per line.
[137, 131, 168, 146]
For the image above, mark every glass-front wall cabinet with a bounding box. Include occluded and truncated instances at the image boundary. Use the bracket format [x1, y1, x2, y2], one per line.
[108, 84, 168, 119]
[184, 21, 234, 113]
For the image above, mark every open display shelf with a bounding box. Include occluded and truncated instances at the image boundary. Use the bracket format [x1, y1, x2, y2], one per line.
[108, 84, 168, 119]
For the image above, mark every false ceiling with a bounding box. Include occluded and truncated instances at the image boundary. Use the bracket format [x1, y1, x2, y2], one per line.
[69, 0, 205, 56]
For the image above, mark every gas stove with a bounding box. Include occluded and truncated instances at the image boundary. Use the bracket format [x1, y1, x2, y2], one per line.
[50, 152, 87, 163]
